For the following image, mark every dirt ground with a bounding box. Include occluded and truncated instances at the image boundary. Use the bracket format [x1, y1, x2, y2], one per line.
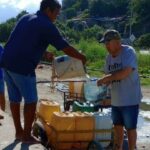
[1, 64, 150, 150]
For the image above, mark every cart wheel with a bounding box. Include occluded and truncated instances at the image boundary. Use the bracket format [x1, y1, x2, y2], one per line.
[32, 121, 48, 146]
[38, 125, 48, 146]
[64, 101, 73, 111]
[87, 141, 103, 150]
[32, 122, 39, 138]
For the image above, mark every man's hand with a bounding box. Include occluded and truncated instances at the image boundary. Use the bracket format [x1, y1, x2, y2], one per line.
[44, 51, 54, 62]
[97, 74, 112, 86]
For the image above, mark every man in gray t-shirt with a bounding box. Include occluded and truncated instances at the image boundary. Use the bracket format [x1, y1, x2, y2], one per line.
[97, 30, 142, 150]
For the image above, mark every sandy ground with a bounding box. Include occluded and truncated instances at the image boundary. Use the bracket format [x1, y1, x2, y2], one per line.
[0, 64, 150, 150]
[141, 86, 150, 98]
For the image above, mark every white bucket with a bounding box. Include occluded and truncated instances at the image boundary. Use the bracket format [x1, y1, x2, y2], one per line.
[53, 55, 86, 79]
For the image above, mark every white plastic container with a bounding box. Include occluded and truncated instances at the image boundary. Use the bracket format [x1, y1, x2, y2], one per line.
[53, 55, 86, 79]
[94, 112, 112, 148]
[84, 81, 107, 102]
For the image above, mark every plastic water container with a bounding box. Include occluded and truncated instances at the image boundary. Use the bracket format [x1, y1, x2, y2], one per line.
[38, 99, 60, 123]
[84, 81, 107, 102]
[72, 101, 95, 112]
[94, 112, 112, 148]
[47, 112, 94, 149]
[73, 112, 94, 149]
[49, 112, 75, 149]
[69, 81, 84, 98]
[54, 55, 86, 79]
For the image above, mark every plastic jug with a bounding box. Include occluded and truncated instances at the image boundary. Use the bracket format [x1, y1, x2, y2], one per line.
[72, 101, 95, 112]
[49, 112, 75, 149]
[94, 112, 112, 148]
[38, 99, 60, 123]
[53, 55, 86, 79]
[84, 81, 107, 102]
[69, 81, 84, 98]
[73, 112, 94, 149]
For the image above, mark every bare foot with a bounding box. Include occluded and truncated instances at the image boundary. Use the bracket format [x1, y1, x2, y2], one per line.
[22, 136, 40, 144]
[15, 134, 23, 141]
[15, 129, 23, 141]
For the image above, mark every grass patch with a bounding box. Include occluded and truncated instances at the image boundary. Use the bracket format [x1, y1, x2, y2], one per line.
[140, 102, 150, 111]
[140, 77, 150, 86]
[138, 53, 150, 86]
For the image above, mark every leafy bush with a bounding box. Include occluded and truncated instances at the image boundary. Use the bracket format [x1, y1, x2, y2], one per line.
[63, 8, 77, 19]
[74, 39, 107, 62]
[136, 33, 150, 48]
[137, 53, 150, 67]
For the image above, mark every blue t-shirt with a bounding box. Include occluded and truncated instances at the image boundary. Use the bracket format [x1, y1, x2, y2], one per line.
[105, 45, 142, 106]
[0, 44, 3, 79]
[1, 11, 69, 76]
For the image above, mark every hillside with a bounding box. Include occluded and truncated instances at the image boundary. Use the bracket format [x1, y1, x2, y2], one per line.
[0, 0, 150, 47]
[59, 0, 150, 45]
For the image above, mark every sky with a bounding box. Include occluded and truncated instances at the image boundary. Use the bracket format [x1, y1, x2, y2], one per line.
[0, 0, 62, 23]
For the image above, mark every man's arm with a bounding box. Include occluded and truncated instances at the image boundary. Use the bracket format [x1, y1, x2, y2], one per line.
[62, 46, 86, 65]
[97, 67, 133, 85]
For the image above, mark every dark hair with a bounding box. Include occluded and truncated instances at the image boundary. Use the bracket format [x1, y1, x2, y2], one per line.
[40, 0, 61, 12]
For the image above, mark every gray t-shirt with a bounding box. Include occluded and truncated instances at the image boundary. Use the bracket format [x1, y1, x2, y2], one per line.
[105, 45, 142, 106]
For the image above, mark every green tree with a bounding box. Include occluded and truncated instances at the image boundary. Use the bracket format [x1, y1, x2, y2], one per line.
[131, 0, 150, 22]
[136, 33, 150, 48]
[64, 8, 77, 19]
[62, 0, 76, 9]
[130, 0, 150, 35]
[0, 10, 28, 42]
[89, 0, 104, 17]
[0, 18, 16, 42]
[80, 0, 89, 11]
[16, 10, 29, 21]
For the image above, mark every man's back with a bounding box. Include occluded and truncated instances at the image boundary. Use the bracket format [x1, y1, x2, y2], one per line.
[2, 13, 50, 75]
[0, 45, 4, 79]
[1, 11, 68, 75]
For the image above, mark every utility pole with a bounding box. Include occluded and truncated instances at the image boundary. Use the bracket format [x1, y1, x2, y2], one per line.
[129, 4, 133, 37]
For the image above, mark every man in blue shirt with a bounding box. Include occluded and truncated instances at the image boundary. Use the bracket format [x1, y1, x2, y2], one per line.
[97, 30, 142, 150]
[0, 0, 86, 143]
[0, 44, 5, 123]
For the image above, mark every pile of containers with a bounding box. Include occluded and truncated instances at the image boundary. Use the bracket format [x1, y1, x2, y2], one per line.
[37, 99, 112, 149]
[49, 112, 94, 149]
